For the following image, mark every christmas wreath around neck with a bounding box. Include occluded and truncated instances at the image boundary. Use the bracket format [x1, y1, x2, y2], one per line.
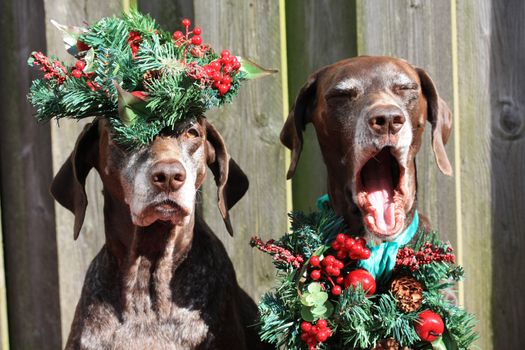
[28, 11, 274, 147]
[251, 195, 478, 350]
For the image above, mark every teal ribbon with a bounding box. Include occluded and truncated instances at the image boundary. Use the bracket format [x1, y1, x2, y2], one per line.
[316, 194, 419, 284]
[357, 211, 419, 284]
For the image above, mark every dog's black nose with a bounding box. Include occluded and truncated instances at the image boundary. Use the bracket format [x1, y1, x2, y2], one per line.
[368, 107, 406, 135]
[150, 161, 187, 192]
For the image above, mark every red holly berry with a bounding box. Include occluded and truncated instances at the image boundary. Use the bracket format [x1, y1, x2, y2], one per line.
[193, 26, 202, 35]
[310, 256, 321, 267]
[173, 31, 184, 40]
[211, 71, 222, 82]
[344, 269, 376, 295]
[310, 270, 321, 281]
[71, 69, 83, 79]
[181, 18, 191, 28]
[316, 330, 329, 342]
[191, 35, 202, 45]
[75, 60, 86, 70]
[301, 321, 312, 332]
[222, 63, 233, 73]
[221, 49, 231, 58]
[221, 75, 232, 85]
[336, 233, 346, 244]
[415, 310, 445, 342]
[210, 61, 221, 71]
[331, 285, 342, 296]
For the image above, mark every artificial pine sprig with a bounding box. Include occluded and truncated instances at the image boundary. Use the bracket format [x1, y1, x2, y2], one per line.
[253, 203, 478, 349]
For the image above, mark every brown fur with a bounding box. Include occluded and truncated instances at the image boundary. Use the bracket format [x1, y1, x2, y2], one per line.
[52, 118, 268, 349]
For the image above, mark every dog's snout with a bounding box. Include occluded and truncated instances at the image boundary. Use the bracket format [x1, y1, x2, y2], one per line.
[150, 160, 187, 192]
[368, 106, 406, 135]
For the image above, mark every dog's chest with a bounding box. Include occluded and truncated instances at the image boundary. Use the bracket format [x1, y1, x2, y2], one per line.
[110, 307, 210, 349]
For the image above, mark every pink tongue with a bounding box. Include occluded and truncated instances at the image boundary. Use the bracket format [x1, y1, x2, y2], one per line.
[362, 152, 396, 232]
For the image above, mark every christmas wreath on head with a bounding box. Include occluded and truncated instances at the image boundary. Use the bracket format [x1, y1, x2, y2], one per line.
[28, 11, 274, 147]
[251, 196, 478, 350]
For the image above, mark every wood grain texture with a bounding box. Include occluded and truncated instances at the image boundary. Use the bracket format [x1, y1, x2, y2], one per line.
[0, 0, 62, 348]
[487, 0, 525, 347]
[285, 0, 357, 212]
[356, 0, 457, 245]
[42, 0, 122, 344]
[0, 199, 10, 349]
[138, 0, 194, 32]
[455, 1, 493, 348]
[193, 0, 286, 299]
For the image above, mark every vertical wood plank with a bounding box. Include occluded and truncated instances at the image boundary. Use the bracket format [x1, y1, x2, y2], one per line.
[42, 0, 122, 344]
[0, 0, 62, 348]
[356, 0, 457, 245]
[193, 0, 287, 299]
[487, 0, 525, 347]
[285, 0, 357, 211]
[138, 0, 194, 32]
[0, 199, 10, 349]
[454, 1, 493, 348]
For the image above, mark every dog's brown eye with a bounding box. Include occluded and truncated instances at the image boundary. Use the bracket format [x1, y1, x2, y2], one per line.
[185, 128, 200, 138]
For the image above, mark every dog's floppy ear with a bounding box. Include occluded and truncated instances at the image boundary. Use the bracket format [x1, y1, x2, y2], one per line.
[416, 68, 453, 176]
[280, 73, 318, 179]
[50, 120, 100, 239]
[204, 119, 249, 236]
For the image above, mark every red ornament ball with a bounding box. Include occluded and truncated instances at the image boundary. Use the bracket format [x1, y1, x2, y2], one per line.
[344, 269, 376, 295]
[414, 310, 445, 342]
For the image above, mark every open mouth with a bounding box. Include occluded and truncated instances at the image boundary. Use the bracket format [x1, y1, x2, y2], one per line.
[356, 147, 406, 238]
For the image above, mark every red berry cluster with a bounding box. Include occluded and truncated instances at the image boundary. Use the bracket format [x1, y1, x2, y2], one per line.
[308, 234, 371, 296]
[30, 52, 68, 85]
[173, 18, 241, 96]
[396, 242, 455, 272]
[300, 320, 332, 350]
[250, 237, 304, 268]
[331, 234, 371, 260]
[127, 31, 142, 58]
[70, 59, 101, 92]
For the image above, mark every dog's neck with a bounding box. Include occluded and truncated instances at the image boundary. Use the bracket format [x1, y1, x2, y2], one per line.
[102, 191, 196, 316]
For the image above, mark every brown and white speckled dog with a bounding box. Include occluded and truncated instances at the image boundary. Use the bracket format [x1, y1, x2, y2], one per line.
[281, 56, 452, 243]
[52, 117, 267, 349]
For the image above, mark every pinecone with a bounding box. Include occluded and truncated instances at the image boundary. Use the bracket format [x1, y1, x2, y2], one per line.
[390, 275, 424, 313]
[143, 69, 162, 84]
[371, 338, 397, 350]
[372, 338, 412, 350]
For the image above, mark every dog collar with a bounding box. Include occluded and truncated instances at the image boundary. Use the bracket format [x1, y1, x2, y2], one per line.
[28, 12, 274, 147]
[357, 210, 419, 284]
[316, 194, 419, 284]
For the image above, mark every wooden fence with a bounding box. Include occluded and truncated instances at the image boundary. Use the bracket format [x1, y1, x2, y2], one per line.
[1, 0, 524, 349]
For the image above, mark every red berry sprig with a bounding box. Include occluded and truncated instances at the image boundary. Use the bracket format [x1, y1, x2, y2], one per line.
[188, 50, 241, 96]
[331, 234, 371, 260]
[396, 242, 455, 272]
[250, 237, 304, 268]
[300, 319, 332, 350]
[29, 52, 68, 85]
[172, 18, 203, 50]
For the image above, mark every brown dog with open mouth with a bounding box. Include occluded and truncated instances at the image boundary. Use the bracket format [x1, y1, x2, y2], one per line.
[52, 117, 266, 349]
[281, 56, 452, 242]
